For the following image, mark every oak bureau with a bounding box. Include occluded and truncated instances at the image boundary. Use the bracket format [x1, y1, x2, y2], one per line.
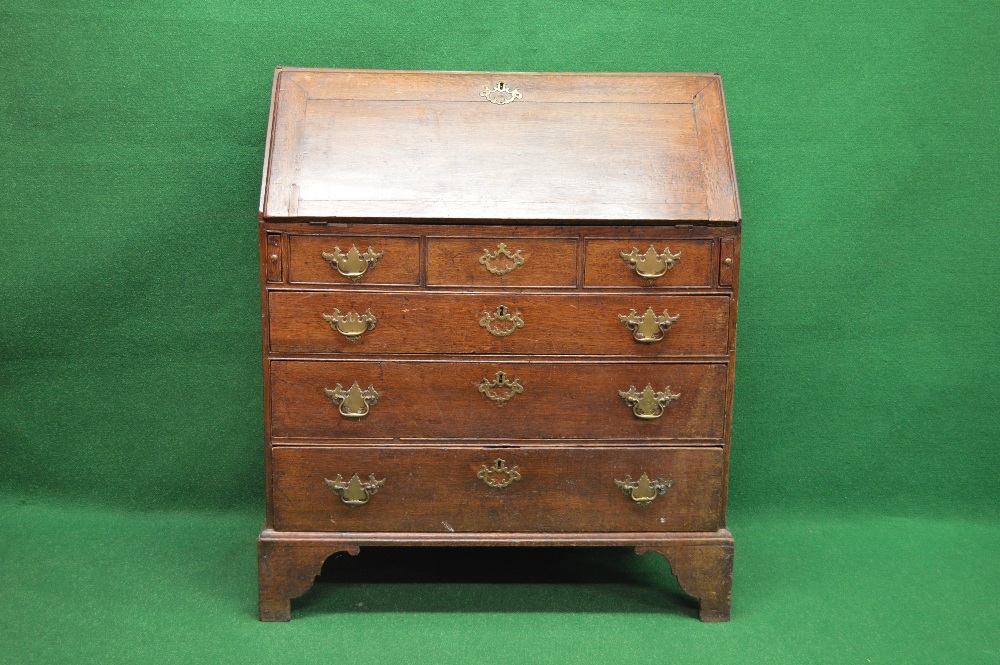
[257, 68, 742, 621]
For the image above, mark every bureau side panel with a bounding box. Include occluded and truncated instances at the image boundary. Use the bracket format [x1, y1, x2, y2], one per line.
[260, 223, 276, 528]
[720, 231, 741, 525]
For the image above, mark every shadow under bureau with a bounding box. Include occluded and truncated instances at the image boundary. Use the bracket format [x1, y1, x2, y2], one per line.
[257, 69, 742, 621]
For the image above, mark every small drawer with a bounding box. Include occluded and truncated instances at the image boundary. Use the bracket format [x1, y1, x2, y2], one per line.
[269, 359, 727, 441]
[288, 235, 420, 285]
[269, 291, 730, 356]
[585, 239, 715, 288]
[426, 237, 577, 287]
[272, 445, 724, 532]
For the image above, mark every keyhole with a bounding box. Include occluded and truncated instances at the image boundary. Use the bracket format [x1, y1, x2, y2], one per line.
[498, 81, 505, 89]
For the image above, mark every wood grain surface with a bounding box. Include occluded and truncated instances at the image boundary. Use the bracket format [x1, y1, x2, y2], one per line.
[269, 359, 727, 440]
[262, 70, 739, 221]
[258, 69, 742, 623]
[584, 239, 715, 288]
[426, 237, 578, 287]
[288, 235, 420, 285]
[271, 445, 724, 532]
[268, 291, 730, 356]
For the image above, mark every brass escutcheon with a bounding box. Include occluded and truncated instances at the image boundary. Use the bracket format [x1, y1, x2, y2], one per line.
[480, 304, 525, 337]
[477, 458, 522, 488]
[479, 243, 525, 276]
[324, 382, 379, 418]
[614, 472, 673, 504]
[478, 370, 523, 403]
[618, 307, 680, 343]
[321, 244, 384, 281]
[480, 81, 522, 105]
[620, 245, 681, 281]
[322, 308, 377, 342]
[325, 473, 385, 506]
[618, 384, 680, 419]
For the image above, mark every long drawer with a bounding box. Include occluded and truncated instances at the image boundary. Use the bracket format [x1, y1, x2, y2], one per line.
[270, 360, 727, 440]
[268, 291, 730, 356]
[271, 445, 724, 532]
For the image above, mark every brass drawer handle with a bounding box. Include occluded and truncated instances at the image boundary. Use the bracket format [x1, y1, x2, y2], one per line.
[618, 307, 680, 343]
[615, 473, 673, 504]
[325, 473, 385, 506]
[322, 308, 377, 342]
[480, 304, 524, 337]
[321, 244, 384, 281]
[479, 371, 523, 403]
[477, 458, 521, 488]
[324, 382, 379, 418]
[618, 384, 680, 419]
[620, 245, 681, 281]
[480, 243, 525, 276]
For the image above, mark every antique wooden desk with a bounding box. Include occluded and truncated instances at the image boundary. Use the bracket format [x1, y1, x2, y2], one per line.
[257, 68, 741, 621]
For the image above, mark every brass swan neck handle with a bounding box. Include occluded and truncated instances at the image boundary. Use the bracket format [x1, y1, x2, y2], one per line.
[324, 382, 379, 418]
[615, 473, 673, 504]
[325, 473, 385, 506]
[618, 307, 679, 343]
[620, 246, 681, 281]
[618, 384, 680, 419]
[321, 244, 384, 281]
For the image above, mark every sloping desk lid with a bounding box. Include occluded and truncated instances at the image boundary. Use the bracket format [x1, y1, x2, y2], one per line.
[261, 69, 740, 222]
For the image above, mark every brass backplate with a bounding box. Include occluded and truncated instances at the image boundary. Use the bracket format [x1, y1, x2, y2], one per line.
[614, 472, 673, 504]
[322, 308, 377, 342]
[325, 473, 386, 506]
[477, 458, 522, 488]
[480, 81, 522, 105]
[479, 243, 525, 276]
[480, 304, 525, 337]
[321, 244, 384, 281]
[620, 245, 681, 281]
[618, 384, 680, 419]
[324, 382, 379, 418]
[478, 370, 524, 403]
[618, 307, 680, 343]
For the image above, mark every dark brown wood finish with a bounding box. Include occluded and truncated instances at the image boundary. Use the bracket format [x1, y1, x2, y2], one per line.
[270, 360, 727, 440]
[584, 239, 716, 288]
[257, 69, 742, 622]
[258, 528, 734, 622]
[262, 70, 738, 221]
[288, 235, 421, 285]
[268, 292, 730, 356]
[273, 446, 724, 532]
[426, 238, 578, 287]
[635, 539, 734, 621]
[258, 537, 360, 621]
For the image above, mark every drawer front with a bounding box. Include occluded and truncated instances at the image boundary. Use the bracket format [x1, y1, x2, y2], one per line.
[272, 445, 724, 532]
[584, 239, 714, 287]
[288, 235, 420, 285]
[270, 360, 726, 440]
[426, 238, 577, 287]
[269, 291, 730, 356]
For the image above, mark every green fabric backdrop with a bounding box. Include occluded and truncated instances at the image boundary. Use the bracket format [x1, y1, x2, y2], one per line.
[2, 1, 998, 663]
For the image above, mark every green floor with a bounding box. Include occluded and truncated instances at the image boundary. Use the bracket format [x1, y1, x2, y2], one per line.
[2, 497, 996, 664]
